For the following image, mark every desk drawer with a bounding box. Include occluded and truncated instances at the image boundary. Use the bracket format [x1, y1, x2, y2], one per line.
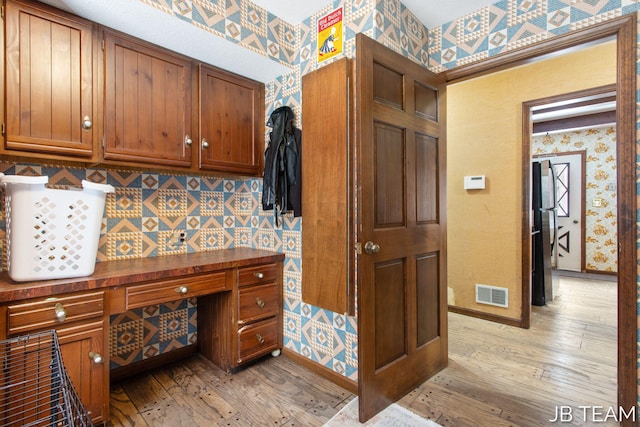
[125, 271, 228, 309]
[7, 291, 104, 336]
[237, 317, 279, 363]
[238, 263, 277, 288]
[238, 283, 279, 324]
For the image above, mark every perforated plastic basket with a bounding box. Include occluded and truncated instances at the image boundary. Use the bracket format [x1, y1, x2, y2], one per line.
[1, 174, 114, 282]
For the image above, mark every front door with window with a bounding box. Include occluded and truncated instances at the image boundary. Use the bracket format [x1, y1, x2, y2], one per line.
[538, 153, 584, 271]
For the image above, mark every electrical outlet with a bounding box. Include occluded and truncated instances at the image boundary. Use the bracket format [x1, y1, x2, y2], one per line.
[169, 230, 186, 247]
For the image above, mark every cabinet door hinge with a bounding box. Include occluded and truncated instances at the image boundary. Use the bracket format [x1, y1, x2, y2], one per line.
[1, 123, 5, 136]
[1, 6, 4, 20]
[101, 39, 105, 51]
[354, 242, 362, 255]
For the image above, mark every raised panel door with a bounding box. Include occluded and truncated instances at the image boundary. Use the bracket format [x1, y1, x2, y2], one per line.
[356, 33, 447, 422]
[4, 0, 96, 158]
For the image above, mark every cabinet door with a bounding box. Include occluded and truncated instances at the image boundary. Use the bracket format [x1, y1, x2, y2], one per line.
[104, 31, 192, 167]
[4, 0, 96, 158]
[301, 58, 355, 315]
[58, 320, 107, 425]
[199, 65, 264, 175]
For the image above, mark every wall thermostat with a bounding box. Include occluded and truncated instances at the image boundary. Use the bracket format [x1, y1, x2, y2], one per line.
[464, 175, 486, 190]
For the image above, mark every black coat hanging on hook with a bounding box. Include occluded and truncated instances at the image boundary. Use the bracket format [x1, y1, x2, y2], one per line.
[262, 106, 302, 225]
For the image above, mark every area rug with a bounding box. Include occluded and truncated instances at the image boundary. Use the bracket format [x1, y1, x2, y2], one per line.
[323, 397, 441, 426]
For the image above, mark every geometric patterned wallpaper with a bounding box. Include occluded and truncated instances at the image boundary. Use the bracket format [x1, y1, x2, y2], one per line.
[135, 0, 640, 399]
[1, 0, 639, 381]
[427, 0, 638, 72]
[533, 126, 618, 273]
[134, 0, 640, 391]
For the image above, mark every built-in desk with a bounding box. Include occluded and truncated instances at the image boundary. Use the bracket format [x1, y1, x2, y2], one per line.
[0, 248, 285, 425]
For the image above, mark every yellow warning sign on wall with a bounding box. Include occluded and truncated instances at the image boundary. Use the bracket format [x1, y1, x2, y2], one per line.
[317, 7, 343, 63]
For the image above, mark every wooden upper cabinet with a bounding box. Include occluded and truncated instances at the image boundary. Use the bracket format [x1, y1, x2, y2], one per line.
[103, 30, 193, 167]
[198, 65, 264, 175]
[3, 0, 97, 159]
[301, 58, 355, 315]
[2, 0, 265, 175]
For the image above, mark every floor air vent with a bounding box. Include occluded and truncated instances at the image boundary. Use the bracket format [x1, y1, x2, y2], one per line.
[475, 284, 508, 308]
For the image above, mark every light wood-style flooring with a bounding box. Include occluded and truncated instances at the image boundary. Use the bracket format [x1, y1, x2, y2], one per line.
[108, 274, 617, 426]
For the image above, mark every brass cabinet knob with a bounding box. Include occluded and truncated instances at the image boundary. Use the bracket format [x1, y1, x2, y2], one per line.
[201, 139, 209, 149]
[253, 272, 264, 279]
[256, 297, 265, 308]
[89, 351, 103, 364]
[54, 303, 66, 322]
[176, 286, 189, 294]
[184, 135, 193, 146]
[256, 333, 265, 345]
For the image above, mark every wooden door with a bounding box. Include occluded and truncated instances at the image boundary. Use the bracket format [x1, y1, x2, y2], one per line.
[199, 65, 264, 175]
[355, 34, 447, 422]
[103, 30, 192, 167]
[4, 0, 96, 158]
[301, 57, 355, 315]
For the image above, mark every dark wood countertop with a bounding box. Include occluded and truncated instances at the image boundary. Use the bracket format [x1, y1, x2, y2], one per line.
[0, 248, 285, 303]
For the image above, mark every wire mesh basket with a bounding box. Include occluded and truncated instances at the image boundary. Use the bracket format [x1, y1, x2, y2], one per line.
[0, 330, 93, 426]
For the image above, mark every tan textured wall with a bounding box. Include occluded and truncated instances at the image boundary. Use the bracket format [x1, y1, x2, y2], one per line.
[446, 40, 616, 320]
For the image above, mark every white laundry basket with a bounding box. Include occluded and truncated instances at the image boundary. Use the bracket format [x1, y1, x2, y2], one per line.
[1, 174, 115, 282]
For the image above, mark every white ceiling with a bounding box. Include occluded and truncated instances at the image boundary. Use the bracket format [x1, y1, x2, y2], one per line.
[39, 0, 496, 82]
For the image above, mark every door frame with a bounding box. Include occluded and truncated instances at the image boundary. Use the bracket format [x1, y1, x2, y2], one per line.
[444, 14, 636, 421]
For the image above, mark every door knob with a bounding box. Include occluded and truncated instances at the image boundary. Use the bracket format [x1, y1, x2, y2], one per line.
[364, 241, 380, 254]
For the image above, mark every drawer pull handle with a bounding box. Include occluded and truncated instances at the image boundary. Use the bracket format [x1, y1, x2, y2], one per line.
[89, 351, 103, 364]
[256, 333, 265, 345]
[54, 303, 66, 322]
[253, 272, 264, 279]
[256, 297, 265, 308]
[176, 286, 189, 294]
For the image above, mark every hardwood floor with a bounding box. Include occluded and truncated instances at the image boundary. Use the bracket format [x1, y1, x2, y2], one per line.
[108, 274, 617, 426]
[401, 274, 617, 426]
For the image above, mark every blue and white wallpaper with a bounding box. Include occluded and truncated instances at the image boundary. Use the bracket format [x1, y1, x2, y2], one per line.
[0, 0, 638, 390]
